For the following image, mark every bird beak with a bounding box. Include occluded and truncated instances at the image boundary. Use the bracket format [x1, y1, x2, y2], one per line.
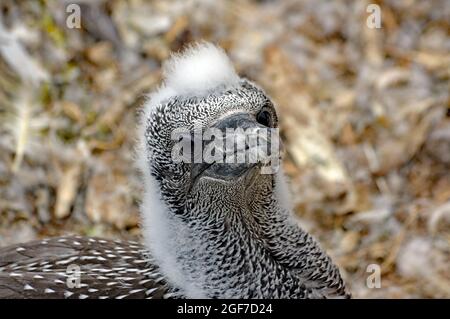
[190, 113, 280, 184]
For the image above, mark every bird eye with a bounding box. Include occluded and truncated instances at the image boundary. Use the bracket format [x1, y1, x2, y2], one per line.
[256, 109, 272, 127]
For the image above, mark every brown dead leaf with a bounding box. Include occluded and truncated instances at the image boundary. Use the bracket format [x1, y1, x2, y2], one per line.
[86, 42, 115, 66]
[54, 163, 82, 219]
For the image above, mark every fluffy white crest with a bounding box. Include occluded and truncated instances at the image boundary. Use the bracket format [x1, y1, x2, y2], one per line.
[163, 42, 240, 97]
[144, 42, 240, 113]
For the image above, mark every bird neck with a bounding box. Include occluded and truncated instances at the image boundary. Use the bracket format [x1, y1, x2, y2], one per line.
[177, 191, 342, 298]
[141, 171, 344, 298]
[148, 198, 319, 297]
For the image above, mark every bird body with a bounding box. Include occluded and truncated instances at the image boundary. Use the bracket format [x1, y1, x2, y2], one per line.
[0, 42, 349, 299]
[0, 236, 171, 299]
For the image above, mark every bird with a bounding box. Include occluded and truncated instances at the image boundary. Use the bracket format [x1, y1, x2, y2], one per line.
[0, 42, 349, 299]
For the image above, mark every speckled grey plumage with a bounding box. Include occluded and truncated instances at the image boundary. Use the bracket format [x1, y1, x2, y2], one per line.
[0, 236, 175, 299]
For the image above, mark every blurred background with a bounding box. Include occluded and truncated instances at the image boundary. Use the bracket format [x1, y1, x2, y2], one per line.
[0, 0, 449, 298]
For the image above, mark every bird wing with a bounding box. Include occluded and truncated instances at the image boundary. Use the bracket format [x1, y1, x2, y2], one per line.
[0, 236, 172, 299]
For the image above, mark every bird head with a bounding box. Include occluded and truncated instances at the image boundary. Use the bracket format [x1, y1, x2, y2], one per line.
[138, 42, 284, 219]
